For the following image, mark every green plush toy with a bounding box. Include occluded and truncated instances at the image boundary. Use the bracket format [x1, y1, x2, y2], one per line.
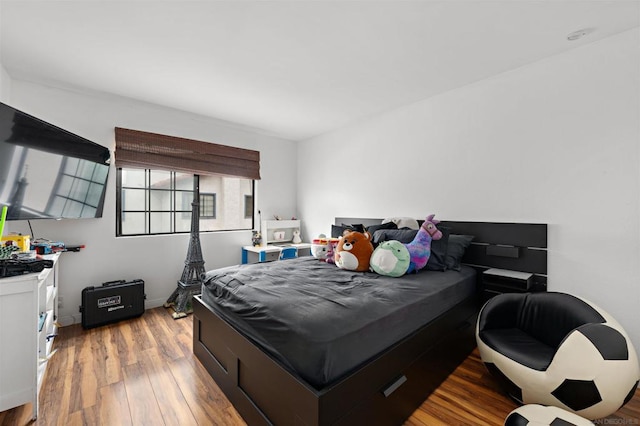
[369, 240, 410, 277]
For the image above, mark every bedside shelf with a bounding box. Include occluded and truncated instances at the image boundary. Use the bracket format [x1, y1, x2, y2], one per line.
[482, 268, 542, 300]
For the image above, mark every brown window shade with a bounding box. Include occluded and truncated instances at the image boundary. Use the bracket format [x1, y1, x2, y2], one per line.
[114, 127, 260, 180]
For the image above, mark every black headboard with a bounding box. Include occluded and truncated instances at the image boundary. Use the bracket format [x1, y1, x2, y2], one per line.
[335, 217, 548, 290]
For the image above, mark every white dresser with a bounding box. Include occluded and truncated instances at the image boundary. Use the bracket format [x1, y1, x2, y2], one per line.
[0, 253, 59, 419]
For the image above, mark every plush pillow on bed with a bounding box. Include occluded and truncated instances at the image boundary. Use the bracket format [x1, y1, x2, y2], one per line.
[445, 234, 475, 271]
[382, 217, 419, 230]
[373, 227, 450, 271]
[426, 227, 450, 272]
[365, 221, 397, 239]
[373, 228, 417, 245]
[331, 223, 365, 238]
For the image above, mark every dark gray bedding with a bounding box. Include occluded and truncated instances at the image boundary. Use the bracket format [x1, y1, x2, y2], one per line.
[201, 256, 476, 388]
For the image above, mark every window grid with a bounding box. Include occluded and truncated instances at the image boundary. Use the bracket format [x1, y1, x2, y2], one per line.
[117, 168, 253, 237]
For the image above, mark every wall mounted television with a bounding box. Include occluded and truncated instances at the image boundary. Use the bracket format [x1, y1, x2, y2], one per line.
[0, 102, 110, 221]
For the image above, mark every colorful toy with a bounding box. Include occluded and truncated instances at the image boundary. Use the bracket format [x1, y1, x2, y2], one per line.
[311, 236, 339, 261]
[370, 240, 410, 277]
[0, 206, 7, 240]
[325, 239, 337, 264]
[405, 214, 442, 274]
[334, 230, 374, 272]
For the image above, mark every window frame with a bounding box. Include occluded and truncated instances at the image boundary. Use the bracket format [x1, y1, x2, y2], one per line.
[199, 193, 217, 219]
[116, 168, 254, 237]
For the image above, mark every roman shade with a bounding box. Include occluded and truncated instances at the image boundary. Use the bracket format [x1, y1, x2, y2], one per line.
[114, 127, 260, 180]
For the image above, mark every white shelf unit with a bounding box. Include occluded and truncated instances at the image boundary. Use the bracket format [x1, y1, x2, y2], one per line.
[0, 253, 59, 420]
[261, 219, 301, 245]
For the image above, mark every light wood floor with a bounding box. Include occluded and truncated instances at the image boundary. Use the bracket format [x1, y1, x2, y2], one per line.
[1, 307, 639, 426]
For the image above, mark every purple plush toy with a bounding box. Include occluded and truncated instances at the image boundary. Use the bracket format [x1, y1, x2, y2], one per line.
[404, 214, 443, 273]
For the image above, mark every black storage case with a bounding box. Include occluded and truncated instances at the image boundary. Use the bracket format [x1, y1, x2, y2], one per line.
[80, 279, 145, 328]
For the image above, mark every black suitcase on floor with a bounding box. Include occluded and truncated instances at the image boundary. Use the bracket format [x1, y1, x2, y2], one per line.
[80, 279, 146, 328]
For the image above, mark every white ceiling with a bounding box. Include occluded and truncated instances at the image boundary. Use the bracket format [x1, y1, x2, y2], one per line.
[1, 1, 638, 141]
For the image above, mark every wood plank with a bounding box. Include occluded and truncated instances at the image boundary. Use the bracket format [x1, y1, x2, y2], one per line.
[169, 356, 246, 426]
[122, 362, 165, 426]
[96, 382, 132, 426]
[139, 347, 198, 426]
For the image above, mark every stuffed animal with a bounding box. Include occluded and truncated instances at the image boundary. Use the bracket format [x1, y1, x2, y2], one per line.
[370, 240, 410, 277]
[405, 214, 442, 274]
[311, 240, 329, 260]
[292, 229, 302, 244]
[334, 230, 374, 272]
[325, 239, 337, 264]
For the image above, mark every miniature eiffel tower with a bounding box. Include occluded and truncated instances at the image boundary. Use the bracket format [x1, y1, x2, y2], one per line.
[165, 180, 205, 319]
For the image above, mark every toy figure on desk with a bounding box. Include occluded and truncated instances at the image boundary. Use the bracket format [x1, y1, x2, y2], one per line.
[252, 231, 262, 247]
[292, 229, 302, 244]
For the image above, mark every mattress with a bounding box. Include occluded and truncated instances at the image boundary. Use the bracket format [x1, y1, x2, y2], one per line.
[201, 256, 476, 388]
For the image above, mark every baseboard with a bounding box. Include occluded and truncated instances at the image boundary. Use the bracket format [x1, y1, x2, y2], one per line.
[58, 297, 167, 327]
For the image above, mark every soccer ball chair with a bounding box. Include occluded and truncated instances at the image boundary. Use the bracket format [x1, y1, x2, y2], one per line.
[476, 292, 639, 420]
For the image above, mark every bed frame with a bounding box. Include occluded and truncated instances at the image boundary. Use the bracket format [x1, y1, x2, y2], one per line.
[193, 219, 547, 425]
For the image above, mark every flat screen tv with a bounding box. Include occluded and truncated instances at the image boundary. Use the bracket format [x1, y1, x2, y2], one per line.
[0, 102, 110, 220]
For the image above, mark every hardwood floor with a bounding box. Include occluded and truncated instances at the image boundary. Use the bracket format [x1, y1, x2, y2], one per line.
[1, 307, 639, 426]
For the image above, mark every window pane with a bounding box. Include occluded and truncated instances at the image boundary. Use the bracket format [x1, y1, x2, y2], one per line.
[150, 212, 172, 233]
[150, 189, 172, 211]
[175, 214, 191, 233]
[200, 194, 215, 218]
[150, 170, 172, 189]
[176, 190, 194, 210]
[175, 173, 194, 190]
[245, 195, 253, 219]
[123, 188, 145, 211]
[122, 169, 146, 188]
[121, 212, 147, 235]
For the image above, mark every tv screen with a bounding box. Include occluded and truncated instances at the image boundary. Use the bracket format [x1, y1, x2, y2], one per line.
[0, 102, 110, 220]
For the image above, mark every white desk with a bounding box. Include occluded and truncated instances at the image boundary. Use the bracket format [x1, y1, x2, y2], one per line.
[241, 243, 311, 264]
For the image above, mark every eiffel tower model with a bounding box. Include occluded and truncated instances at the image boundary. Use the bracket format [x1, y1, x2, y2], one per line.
[165, 181, 205, 319]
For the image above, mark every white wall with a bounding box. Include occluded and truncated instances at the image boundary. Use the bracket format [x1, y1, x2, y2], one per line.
[0, 63, 10, 103]
[5, 80, 297, 325]
[298, 29, 640, 352]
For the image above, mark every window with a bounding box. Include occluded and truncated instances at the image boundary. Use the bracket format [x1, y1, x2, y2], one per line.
[244, 195, 253, 219]
[114, 127, 260, 237]
[199, 193, 216, 218]
[117, 169, 253, 236]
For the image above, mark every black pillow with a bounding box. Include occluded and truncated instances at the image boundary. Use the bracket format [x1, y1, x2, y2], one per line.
[425, 226, 450, 271]
[331, 223, 365, 238]
[372, 228, 418, 245]
[365, 221, 397, 237]
[445, 234, 475, 271]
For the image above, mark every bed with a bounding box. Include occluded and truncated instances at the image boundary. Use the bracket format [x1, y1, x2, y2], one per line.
[193, 218, 548, 425]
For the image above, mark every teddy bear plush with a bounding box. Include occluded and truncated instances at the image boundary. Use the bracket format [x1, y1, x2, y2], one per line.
[334, 230, 374, 272]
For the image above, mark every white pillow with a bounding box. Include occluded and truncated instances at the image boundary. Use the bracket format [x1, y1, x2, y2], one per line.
[381, 217, 419, 230]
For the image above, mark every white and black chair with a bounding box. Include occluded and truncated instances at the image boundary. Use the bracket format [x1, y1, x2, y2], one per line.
[477, 292, 639, 420]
